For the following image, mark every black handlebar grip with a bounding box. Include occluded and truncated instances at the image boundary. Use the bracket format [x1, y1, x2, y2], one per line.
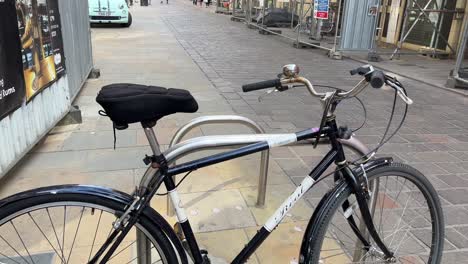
[242, 79, 281, 92]
[369, 70, 385, 89]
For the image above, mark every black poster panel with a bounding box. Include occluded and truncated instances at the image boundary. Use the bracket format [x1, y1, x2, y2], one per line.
[46, 0, 66, 77]
[16, 0, 67, 101]
[0, 0, 26, 121]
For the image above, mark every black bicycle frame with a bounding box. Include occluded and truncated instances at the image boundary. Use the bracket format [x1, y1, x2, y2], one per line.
[90, 118, 393, 264]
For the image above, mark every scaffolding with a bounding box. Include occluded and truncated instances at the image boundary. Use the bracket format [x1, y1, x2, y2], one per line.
[447, 16, 468, 87]
[388, 0, 464, 59]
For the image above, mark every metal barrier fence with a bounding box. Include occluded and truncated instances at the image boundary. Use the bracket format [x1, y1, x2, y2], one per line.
[0, 1, 92, 179]
[59, 0, 94, 101]
[233, 0, 343, 55]
[225, 0, 466, 62]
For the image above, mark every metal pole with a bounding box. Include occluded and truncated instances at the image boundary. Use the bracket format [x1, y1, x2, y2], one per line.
[431, 0, 446, 54]
[290, 0, 296, 28]
[247, 0, 251, 25]
[454, 19, 468, 74]
[390, 0, 414, 59]
[332, 0, 342, 51]
[166, 115, 271, 216]
[136, 230, 152, 264]
[296, 0, 305, 46]
[369, 0, 380, 51]
[451, 16, 468, 84]
[233, 0, 236, 16]
[261, 0, 265, 27]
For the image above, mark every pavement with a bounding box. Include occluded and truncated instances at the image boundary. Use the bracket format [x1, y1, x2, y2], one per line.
[1, 1, 468, 263]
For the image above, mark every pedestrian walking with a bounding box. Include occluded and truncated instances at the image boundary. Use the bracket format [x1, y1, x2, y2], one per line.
[204, 0, 208, 7]
[193, 0, 197, 5]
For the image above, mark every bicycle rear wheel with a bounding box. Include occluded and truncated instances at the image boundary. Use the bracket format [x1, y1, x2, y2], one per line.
[302, 163, 444, 264]
[0, 187, 178, 264]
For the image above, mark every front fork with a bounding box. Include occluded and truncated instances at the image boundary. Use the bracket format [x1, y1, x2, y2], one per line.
[337, 165, 395, 261]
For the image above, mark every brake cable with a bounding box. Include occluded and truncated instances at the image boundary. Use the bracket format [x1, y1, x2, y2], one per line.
[313, 90, 338, 149]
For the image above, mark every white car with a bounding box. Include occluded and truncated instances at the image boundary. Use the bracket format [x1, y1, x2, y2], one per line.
[89, 0, 132, 27]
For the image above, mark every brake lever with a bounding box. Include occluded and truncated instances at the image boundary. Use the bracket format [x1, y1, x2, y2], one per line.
[257, 85, 290, 102]
[258, 88, 278, 102]
[396, 87, 413, 105]
[385, 79, 414, 105]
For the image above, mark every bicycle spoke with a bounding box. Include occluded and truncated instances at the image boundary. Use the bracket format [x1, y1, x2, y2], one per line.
[0, 234, 31, 264]
[47, 208, 66, 262]
[0, 251, 22, 264]
[392, 229, 410, 255]
[377, 176, 389, 236]
[328, 222, 358, 246]
[397, 257, 419, 264]
[88, 210, 104, 262]
[324, 235, 355, 246]
[10, 221, 36, 264]
[62, 206, 66, 260]
[320, 247, 352, 252]
[28, 213, 66, 263]
[66, 207, 85, 263]
[387, 189, 413, 249]
[319, 251, 348, 260]
[357, 247, 373, 262]
[124, 256, 138, 264]
[108, 240, 136, 261]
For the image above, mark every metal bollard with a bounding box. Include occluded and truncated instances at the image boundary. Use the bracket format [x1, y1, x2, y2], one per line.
[136, 230, 152, 264]
[166, 115, 270, 216]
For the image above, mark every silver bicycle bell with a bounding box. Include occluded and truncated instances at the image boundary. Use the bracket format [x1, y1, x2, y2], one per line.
[282, 64, 300, 78]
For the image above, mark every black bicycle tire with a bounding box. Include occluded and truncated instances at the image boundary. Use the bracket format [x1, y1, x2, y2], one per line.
[302, 163, 444, 264]
[0, 192, 179, 263]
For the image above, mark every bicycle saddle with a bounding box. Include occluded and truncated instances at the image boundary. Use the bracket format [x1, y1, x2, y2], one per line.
[96, 83, 198, 127]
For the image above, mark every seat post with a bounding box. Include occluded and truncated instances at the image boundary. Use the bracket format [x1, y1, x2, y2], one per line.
[142, 123, 162, 156]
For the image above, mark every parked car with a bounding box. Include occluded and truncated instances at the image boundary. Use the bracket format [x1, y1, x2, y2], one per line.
[255, 8, 298, 28]
[88, 0, 132, 27]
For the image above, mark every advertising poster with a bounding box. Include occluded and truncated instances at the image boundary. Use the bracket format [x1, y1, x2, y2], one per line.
[0, 0, 26, 121]
[16, 0, 66, 101]
[46, 0, 66, 77]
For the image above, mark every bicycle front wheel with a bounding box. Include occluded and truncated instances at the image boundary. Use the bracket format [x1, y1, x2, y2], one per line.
[0, 186, 179, 264]
[302, 163, 444, 264]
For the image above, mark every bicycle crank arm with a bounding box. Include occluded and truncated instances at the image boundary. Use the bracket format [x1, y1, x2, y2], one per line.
[342, 166, 395, 260]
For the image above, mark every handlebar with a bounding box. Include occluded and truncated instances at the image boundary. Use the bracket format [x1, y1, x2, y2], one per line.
[242, 79, 281, 92]
[241, 64, 412, 105]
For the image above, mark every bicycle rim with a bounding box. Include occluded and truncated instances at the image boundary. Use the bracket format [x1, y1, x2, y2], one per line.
[0, 201, 171, 264]
[309, 164, 444, 264]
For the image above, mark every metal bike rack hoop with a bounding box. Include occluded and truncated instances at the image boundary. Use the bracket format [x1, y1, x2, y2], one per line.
[166, 115, 270, 216]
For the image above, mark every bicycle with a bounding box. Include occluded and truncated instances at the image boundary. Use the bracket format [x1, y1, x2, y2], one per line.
[0, 64, 444, 264]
